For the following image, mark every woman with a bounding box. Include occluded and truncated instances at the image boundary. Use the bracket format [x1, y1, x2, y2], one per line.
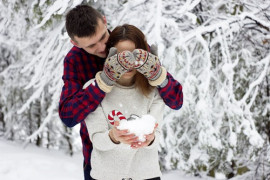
[85, 24, 165, 180]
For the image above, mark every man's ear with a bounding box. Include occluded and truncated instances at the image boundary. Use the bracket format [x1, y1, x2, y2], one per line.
[70, 39, 79, 47]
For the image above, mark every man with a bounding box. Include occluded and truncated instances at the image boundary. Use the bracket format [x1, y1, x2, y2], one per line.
[59, 4, 183, 180]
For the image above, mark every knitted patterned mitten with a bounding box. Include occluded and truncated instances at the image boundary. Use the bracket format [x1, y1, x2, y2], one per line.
[96, 47, 135, 92]
[133, 48, 167, 86]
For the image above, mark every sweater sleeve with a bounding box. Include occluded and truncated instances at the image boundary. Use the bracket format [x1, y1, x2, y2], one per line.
[58, 58, 105, 127]
[158, 72, 183, 110]
[85, 105, 119, 151]
[145, 89, 165, 149]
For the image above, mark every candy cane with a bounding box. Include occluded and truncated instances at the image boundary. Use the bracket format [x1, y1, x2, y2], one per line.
[108, 110, 127, 125]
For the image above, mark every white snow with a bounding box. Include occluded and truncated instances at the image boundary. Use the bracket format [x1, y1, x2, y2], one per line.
[215, 172, 226, 179]
[0, 139, 203, 180]
[34, 0, 69, 29]
[117, 114, 156, 142]
[1, 0, 270, 179]
[0, 139, 83, 180]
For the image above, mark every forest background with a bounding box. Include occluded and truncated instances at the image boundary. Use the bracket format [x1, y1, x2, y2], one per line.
[0, 0, 269, 179]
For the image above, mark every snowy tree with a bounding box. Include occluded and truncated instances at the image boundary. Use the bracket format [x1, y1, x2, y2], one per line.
[1, 0, 269, 179]
[0, 0, 35, 140]
[156, 0, 270, 178]
[0, 0, 84, 153]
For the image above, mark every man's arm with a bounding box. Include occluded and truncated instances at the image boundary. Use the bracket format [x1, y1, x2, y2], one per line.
[158, 72, 183, 110]
[132, 48, 183, 110]
[59, 58, 105, 127]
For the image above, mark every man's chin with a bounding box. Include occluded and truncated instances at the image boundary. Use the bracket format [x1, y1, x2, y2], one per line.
[97, 52, 107, 58]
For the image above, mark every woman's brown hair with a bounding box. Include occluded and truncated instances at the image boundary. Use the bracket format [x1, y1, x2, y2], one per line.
[106, 24, 154, 97]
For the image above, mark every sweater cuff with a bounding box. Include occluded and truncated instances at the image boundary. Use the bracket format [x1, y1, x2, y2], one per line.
[92, 131, 119, 151]
[149, 67, 167, 87]
[144, 132, 160, 150]
[95, 71, 113, 93]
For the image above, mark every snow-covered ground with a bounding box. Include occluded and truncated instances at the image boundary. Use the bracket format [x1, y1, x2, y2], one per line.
[0, 139, 206, 180]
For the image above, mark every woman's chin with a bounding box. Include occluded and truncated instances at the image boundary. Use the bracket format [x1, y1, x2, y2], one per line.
[121, 74, 134, 79]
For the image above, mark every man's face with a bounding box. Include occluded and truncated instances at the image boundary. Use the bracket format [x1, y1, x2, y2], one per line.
[72, 18, 109, 58]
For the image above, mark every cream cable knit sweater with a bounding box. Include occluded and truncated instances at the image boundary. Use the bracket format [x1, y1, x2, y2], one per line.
[85, 82, 165, 180]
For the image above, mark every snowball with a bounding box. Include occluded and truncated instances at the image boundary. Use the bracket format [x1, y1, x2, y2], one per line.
[117, 115, 156, 142]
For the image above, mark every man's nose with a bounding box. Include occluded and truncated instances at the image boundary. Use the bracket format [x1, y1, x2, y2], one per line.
[96, 42, 106, 52]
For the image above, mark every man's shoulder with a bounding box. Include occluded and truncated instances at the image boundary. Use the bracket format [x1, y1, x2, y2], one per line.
[64, 46, 98, 63]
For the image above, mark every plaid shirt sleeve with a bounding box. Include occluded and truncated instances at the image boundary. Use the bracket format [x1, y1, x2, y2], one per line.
[59, 55, 105, 127]
[158, 72, 183, 110]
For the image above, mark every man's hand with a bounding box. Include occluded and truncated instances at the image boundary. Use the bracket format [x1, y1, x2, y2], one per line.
[101, 47, 135, 85]
[109, 121, 138, 144]
[130, 123, 158, 149]
[96, 47, 136, 93]
[132, 48, 167, 87]
[133, 49, 162, 81]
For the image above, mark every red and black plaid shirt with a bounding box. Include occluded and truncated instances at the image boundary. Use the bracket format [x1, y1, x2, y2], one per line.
[59, 46, 183, 165]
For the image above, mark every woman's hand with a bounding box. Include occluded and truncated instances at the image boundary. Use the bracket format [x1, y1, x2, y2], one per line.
[109, 121, 138, 144]
[130, 123, 158, 149]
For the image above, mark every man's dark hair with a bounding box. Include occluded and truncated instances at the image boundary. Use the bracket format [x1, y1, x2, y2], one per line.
[65, 5, 103, 40]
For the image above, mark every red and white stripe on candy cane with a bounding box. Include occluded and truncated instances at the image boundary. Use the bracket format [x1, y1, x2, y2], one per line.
[108, 110, 127, 125]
